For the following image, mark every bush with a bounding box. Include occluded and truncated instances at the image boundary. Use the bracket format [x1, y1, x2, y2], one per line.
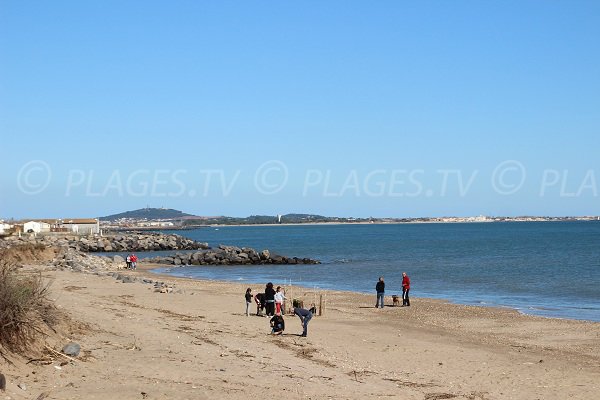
[0, 257, 57, 353]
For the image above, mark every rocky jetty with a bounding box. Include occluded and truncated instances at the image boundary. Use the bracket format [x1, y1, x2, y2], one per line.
[1, 233, 319, 266]
[146, 244, 320, 266]
[50, 246, 120, 272]
[0, 232, 209, 253]
[77, 233, 209, 252]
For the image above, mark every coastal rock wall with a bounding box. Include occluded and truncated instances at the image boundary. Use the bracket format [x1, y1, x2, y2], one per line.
[77, 233, 209, 252]
[146, 244, 320, 266]
[0, 232, 209, 253]
[1, 234, 319, 266]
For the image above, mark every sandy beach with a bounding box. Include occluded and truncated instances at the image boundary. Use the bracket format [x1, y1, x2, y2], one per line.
[1, 259, 599, 400]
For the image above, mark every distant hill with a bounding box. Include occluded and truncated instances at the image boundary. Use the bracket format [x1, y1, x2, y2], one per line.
[101, 209, 369, 225]
[180, 213, 365, 225]
[101, 208, 193, 221]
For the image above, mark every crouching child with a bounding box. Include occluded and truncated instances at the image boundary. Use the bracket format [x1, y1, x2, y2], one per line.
[270, 314, 285, 335]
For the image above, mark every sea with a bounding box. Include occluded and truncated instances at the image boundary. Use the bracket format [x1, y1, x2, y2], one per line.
[123, 222, 600, 322]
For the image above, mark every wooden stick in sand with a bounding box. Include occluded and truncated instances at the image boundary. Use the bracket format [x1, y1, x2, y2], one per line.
[44, 345, 78, 363]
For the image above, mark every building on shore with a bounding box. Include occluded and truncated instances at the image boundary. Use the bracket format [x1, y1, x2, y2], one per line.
[60, 218, 100, 234]
[11, 218, 100, 235]
[23, 220, 52, 233]
[0, 222, 13, 235]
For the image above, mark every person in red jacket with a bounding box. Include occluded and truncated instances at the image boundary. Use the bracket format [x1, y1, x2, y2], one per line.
[402, 272, 410, 306]
[130, 254, 138, 270]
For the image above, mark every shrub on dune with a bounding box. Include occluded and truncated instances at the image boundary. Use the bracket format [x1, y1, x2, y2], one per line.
[0, 254, 57, 354]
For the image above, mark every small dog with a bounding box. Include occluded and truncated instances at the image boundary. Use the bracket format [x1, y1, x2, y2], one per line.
[392, 295, 400, 307]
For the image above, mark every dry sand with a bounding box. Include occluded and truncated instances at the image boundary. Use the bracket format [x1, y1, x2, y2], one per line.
[1, 261, 599, 400]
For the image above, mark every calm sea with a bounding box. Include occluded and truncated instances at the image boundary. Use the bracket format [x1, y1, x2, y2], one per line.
[134, 222, 599, 322]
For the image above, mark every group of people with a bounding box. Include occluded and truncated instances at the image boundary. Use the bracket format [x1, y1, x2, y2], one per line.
[240, 273, 411, 337]
[375, 272, 410, 308]
[244, 283, 313, 337]
[125, 254, 138, 270]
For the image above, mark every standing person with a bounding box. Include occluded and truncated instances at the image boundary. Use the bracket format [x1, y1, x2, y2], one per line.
[292, 307, 313, 337]
[274, 286, 287, 315]
[126, 255, 131, 269]
[245, 288, 253, 316]
[375, 276, 385, 308]
[254, 292, 265, 316]
[130, 253, 138, 270]
[402, 272, 410, 306]
[264, 282, 276, 316]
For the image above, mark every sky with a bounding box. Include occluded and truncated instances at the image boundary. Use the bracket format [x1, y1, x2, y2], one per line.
[1, 1, 599, 219]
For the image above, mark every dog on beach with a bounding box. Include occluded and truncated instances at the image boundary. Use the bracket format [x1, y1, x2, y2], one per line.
[392, 295, 400, 307]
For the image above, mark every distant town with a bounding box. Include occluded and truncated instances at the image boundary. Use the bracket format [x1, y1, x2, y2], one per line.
[1, 208, 599, 236]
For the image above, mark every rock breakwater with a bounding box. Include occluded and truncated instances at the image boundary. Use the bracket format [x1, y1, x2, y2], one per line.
[0, 232, 209, 252]
[146, 244, 320, 266]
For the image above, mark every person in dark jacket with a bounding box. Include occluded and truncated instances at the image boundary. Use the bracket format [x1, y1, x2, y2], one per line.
[292, 307, 313, 337]
[270, 314, 285, 335]
[375, 276, 385, 308]
[402, 272, 410, 306]
[245, 288, 253, 316]
[264, 282, 276, 316]
[255, 293, 266, 316]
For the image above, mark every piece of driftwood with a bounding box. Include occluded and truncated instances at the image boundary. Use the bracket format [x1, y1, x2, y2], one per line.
[44, 345, 77, 363]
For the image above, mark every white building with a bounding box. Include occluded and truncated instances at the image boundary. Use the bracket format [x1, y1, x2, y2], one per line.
[23, 221, 51, 233]
[0, 223, 13, 234]
[60, 218, 100, 235]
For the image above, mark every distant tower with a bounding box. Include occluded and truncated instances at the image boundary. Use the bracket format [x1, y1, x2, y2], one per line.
[277, 214, 282, 224]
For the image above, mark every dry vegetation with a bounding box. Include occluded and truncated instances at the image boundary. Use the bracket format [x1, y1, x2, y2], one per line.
[0, 246, 58, 357]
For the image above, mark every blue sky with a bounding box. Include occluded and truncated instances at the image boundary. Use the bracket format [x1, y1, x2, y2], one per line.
[1, 1, 599, 219]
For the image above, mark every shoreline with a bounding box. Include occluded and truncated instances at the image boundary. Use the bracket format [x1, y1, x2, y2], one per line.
[142, 263, 600, 324]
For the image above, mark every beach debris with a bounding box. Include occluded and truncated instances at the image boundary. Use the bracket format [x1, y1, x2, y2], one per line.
[35, 392, 50, 400]
[128, 336, 141, 351]
[17, 383, 26, 391]
[62, 342, 81, 357]
[43, 345, 78, 363]
[141, 392, 148, 399]
[154, 282, 175, 293]
[0, 373, 6, 391]
[424, 393, 457, 400]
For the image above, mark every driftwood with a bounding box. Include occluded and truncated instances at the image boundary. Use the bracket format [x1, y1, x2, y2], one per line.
[36, 392, 50, 400]
[44, 344, 78, 363]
